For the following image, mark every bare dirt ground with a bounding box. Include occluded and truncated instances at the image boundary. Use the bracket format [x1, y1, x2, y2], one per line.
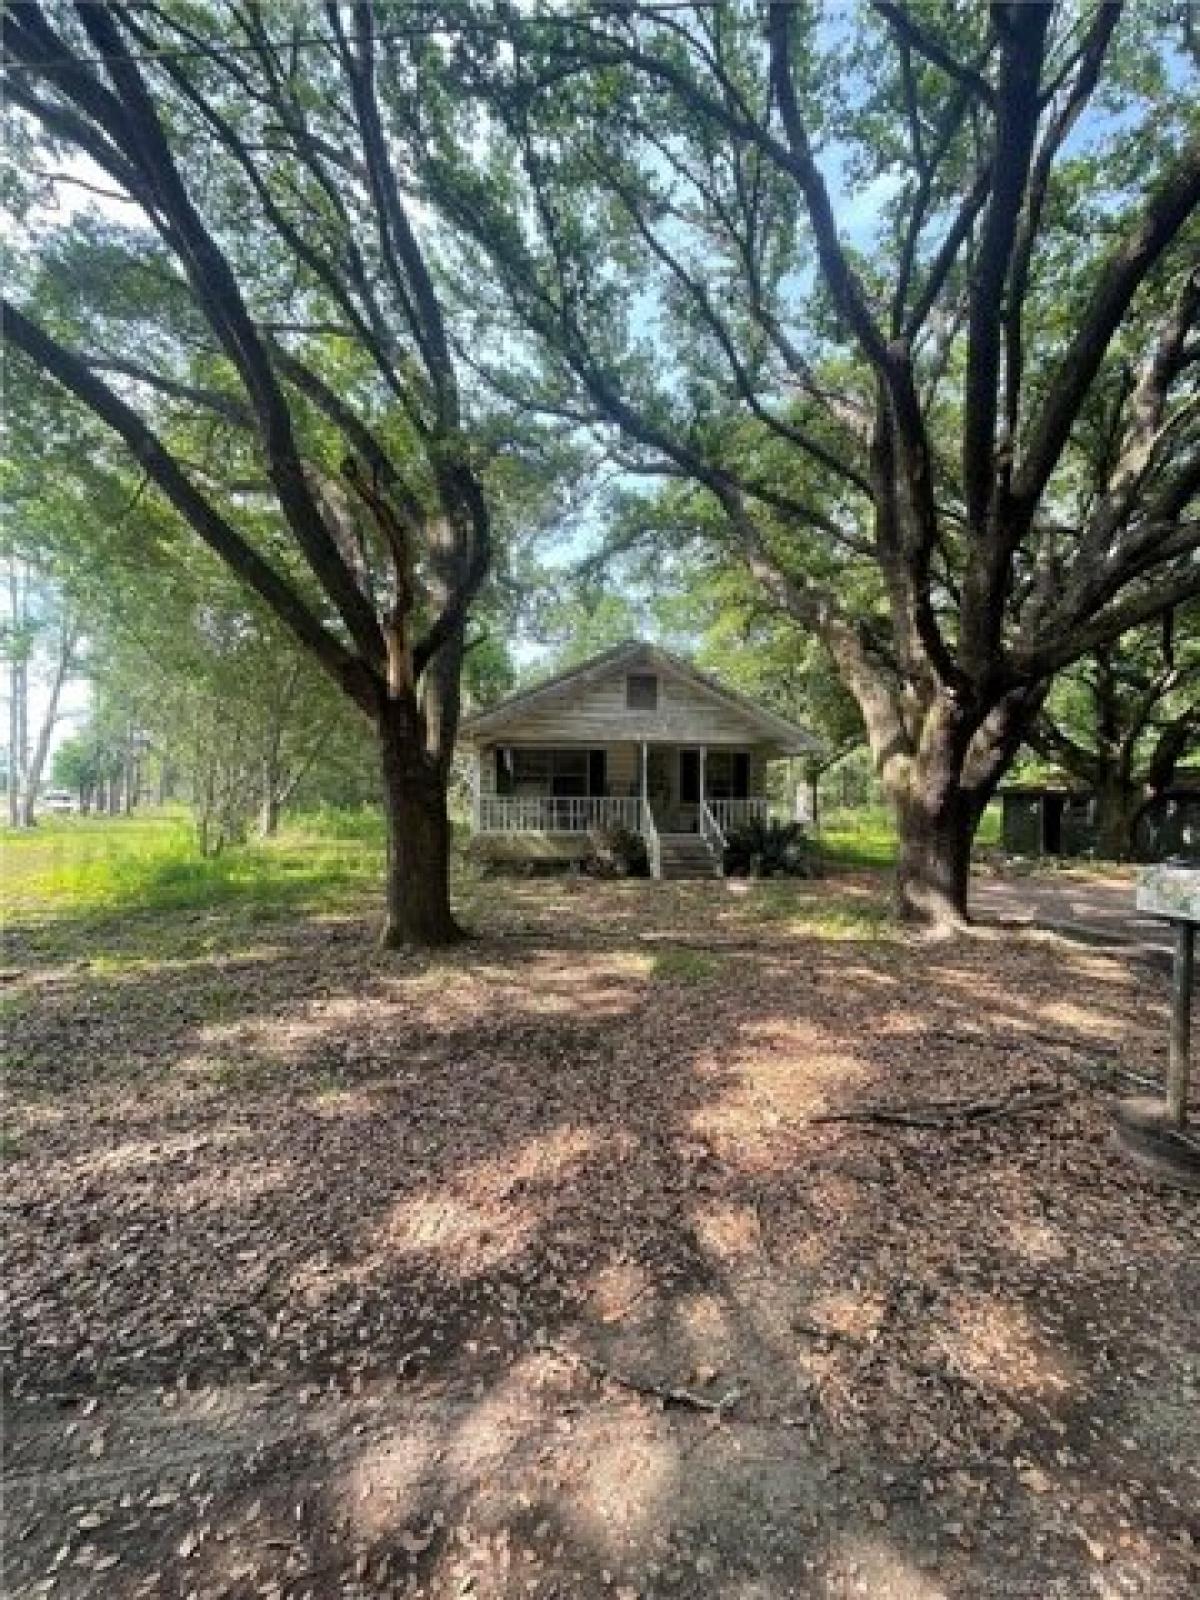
[3, 875, 1198, 1599]
[972, 869, 1173, 957]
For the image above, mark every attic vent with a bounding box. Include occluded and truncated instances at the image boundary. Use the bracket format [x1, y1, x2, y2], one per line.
[626, 673, 659, 710]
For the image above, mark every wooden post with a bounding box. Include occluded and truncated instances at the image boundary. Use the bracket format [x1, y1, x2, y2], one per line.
[699, 745, 706, 818]
[1168, 920, 1195, 1129]
[641, 741, 648, 811]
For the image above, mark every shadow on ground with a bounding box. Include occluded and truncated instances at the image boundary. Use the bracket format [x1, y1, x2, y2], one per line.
[3, 877, 1197, 1598]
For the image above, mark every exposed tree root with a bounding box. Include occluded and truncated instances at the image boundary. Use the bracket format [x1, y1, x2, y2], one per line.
[811, 1084, 1071, 1130]
[538, 1336, 742, 1415]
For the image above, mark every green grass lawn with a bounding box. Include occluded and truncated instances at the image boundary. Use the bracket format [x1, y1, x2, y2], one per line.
[1, 802, 961, 970]
[816, 806, 899, 868]
[0, 803, 976, 931]
[0, 809, 389, 962]
[816, 801, 1001, 869]
[2, 802, 1001, 929]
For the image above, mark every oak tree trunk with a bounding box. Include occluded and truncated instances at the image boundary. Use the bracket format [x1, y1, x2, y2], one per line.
[1093, 774, 1143, 861]
[378, 704, 461, 949]
[883, 689, 1034, 929]
[894, 791, 979, 927]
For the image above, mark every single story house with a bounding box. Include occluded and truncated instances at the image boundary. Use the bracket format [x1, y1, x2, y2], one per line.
[459, 640, 817, 878]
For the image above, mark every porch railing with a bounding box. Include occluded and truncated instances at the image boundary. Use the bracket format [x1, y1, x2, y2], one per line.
[700, 800, 727, 859]
[709, 797, 769, 833]
[475, 795, 643, 834]
[641, 798, 662, 880]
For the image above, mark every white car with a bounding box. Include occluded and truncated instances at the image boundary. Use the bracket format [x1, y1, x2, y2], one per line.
[39, 789, 77, 815]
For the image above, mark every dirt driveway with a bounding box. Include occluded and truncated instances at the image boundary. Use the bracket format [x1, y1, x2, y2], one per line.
[3, 877, 1198, 1598]
[973, 868, 1176, 956]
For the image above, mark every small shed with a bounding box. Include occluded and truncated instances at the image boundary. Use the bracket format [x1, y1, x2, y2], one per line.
[1001, 771, 1200, 862]
[1000, 785, 1096, 858]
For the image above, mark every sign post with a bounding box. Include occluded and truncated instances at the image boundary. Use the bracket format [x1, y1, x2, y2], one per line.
[1113, 864, 1199, 1188]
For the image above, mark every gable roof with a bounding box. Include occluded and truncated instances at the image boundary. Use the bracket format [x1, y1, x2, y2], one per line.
[459, 639, 819, 753]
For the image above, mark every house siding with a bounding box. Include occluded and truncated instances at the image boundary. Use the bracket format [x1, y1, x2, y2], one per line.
[475, 662, 777, 746]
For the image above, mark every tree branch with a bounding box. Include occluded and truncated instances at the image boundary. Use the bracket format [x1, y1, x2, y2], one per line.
[1012, 133, 1200, 524]
[3, 299, 371, 706]
[871, 3, 996, 106]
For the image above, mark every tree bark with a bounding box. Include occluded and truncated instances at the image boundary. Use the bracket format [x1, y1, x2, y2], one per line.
[258, 779, 281, 838]
[7, 660, 22, 828]
[378, 702, 461, 949]
[1093, 773, 1144, 861]
[7, 561, 27, 828]
[893, 784, 979, 927]
[258, 732, 281, 838]
[884, 687, 1038, 927]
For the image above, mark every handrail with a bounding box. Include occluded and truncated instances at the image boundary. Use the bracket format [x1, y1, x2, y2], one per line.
[700, 800, 727, 854]
[641, 798, 662, 880]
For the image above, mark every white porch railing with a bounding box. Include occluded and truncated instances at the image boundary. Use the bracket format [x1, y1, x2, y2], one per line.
[475, 795, 644, 834]
[700, 800, 727, 856]
[642, 798, 662, 880]
[709, 797, 769, 832]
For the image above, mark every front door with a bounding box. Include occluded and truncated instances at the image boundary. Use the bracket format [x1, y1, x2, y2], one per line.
[646, 747, 673, 821]
[675, 748, 703, 833]
[588, 748, 607, 797]
[679, 749, 700, 805]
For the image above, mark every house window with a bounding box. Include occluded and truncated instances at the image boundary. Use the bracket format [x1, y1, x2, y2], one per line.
[548, 750, 588, 797]
[495, 748, 591, 796]
[626, 673, 659, 710]
[706, 751, 751, 799]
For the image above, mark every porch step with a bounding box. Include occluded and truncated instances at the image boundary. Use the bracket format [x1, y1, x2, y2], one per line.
[656, 833, 722, 881]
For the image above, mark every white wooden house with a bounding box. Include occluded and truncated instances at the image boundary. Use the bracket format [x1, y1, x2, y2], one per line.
[460, 640, 817, 878]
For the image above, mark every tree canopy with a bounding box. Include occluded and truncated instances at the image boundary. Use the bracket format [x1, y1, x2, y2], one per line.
[1, 0, 569, 941]
[407, 0, 1200, 917]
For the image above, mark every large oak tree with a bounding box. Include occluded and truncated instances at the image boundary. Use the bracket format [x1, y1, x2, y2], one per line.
[422, 0, 1200, 923]
[2, 0, 503, 945]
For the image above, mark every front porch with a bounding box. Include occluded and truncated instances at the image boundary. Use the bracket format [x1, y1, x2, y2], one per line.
[473, 792, 770, 837]
[471, 741, 772, 878]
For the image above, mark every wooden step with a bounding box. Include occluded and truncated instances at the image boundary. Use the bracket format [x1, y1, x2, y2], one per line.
[650, 828, 722, 880]
[656, 835, 722, 879]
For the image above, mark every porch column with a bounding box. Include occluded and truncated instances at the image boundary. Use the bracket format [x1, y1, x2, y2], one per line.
[699, 745, 706, 816]
[641, 741, 648, 815]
